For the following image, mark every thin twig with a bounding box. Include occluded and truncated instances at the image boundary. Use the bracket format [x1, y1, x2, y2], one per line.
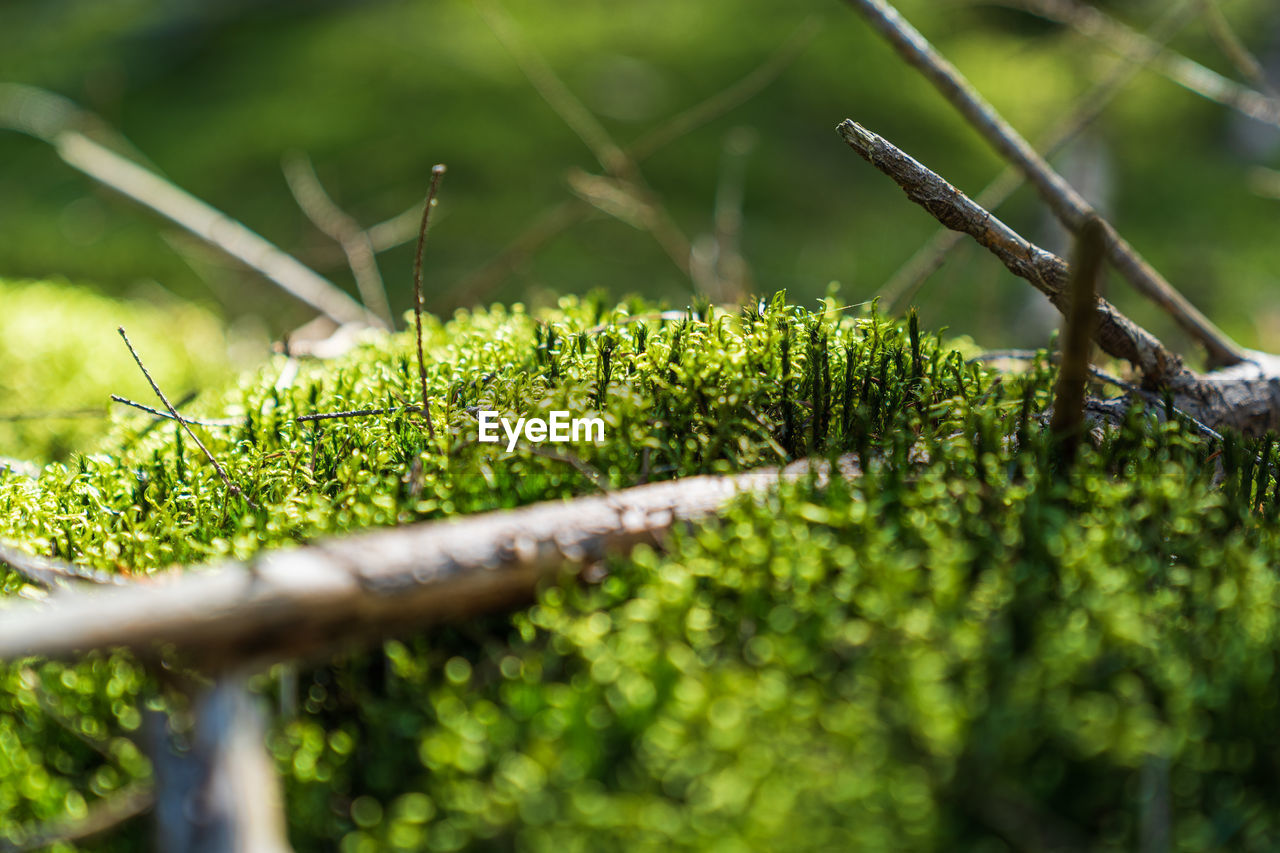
[878, 0, 1200, 313]
[844, 0, 1247, 368]
[116, 328, 246, 502]
[471, 0, 695, 279]
[629, 16, 822, 161]
[282, 152, 395, 329]
[413, 165, 447, 440]
[295, 405, 422, 423]
[472, 0, 628, 177]
[993, 0, 1280, 128]
[110, 395, 238, 427]
[452, 18, 816, 302]
[1197, 0, 1280, 100]
[0, 84, 374, 328]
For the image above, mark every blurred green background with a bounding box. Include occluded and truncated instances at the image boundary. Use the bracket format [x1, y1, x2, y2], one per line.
[1, 0, 1279, 355]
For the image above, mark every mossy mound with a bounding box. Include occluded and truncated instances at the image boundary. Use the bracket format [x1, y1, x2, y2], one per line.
[1, 295, 1279, 850]
[0, 278, 232, 462]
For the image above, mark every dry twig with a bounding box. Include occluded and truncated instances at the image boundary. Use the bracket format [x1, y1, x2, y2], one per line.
[282, 152, 395, 329]
[0, 84, 374, 328]
[994, 0, 1280, 128]
[1050, 216, 1107, 461]
[844, 0, 1247, 367]
[117, 328, 247, 503]
[877, 0, 1200, 312]
[839, 119, 1280, 436]
[413, 165, 448, 440]
[0, 543, 126, 590]
[1197, 0, 1280, 100]
[456, 7, 819, 299]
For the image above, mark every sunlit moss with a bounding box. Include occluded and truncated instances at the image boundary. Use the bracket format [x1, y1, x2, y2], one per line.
[2, 294, 1280, 849]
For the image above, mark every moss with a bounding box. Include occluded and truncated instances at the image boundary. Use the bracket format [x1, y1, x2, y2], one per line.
[2, 294, 1280, 849]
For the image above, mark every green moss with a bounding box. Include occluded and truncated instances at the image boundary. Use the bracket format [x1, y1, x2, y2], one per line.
[2, 295, 1280, 850]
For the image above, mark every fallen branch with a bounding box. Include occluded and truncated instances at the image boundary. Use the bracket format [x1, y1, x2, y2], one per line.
[0, 456, 857, 669]
[0, 84, 375, 329]
[843, 0, 1247, 368]
[838, 120, 1280, 435]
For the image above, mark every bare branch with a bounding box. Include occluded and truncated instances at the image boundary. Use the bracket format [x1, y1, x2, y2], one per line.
[471, 0, 696, 281]
[838, 120, 1191, 385]
[148, 678, 291, 853]
[628, 16, 822, 161]
[839, 119, 1280, 437]
[472, 0, 629, 178]
[0, 456, 858, 669]
[0, 84, 375, 328]
[878, 0, 1200, 313]
[452, 17, 816, 302]
[995, 0, 1280, 128]
[843, 0, 1247, 367]
[282, 152, 395, 330]
[1050, 216, 1107, 461]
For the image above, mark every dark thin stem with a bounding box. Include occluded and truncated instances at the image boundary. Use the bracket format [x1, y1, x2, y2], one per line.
[1051, 216, 1107, 462]
[110, 395, 238, 427]
[116, 327, 246, 502]
[296, 405, 421, 423]
[413, 165, 447, 440]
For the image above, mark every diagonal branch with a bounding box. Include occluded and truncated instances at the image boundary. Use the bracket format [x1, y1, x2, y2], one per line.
[1197, 0, 1280, 101]
[839, 120, 1280, 437]
[843, 0, 1247, 368]
[878, 0, 1200, 313]
[0, 84, 375, 329]
[451, 17, 817, 302]
[838, 120, 1191, 386]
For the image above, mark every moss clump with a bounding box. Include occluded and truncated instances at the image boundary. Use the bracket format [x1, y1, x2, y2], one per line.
[0, 278, 232, 462]
[1, 294, 1279, 850]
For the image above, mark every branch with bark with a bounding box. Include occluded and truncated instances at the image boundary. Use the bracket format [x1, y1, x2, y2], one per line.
[838, 120, 1280, 436]
[0, 456, 857, 669]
